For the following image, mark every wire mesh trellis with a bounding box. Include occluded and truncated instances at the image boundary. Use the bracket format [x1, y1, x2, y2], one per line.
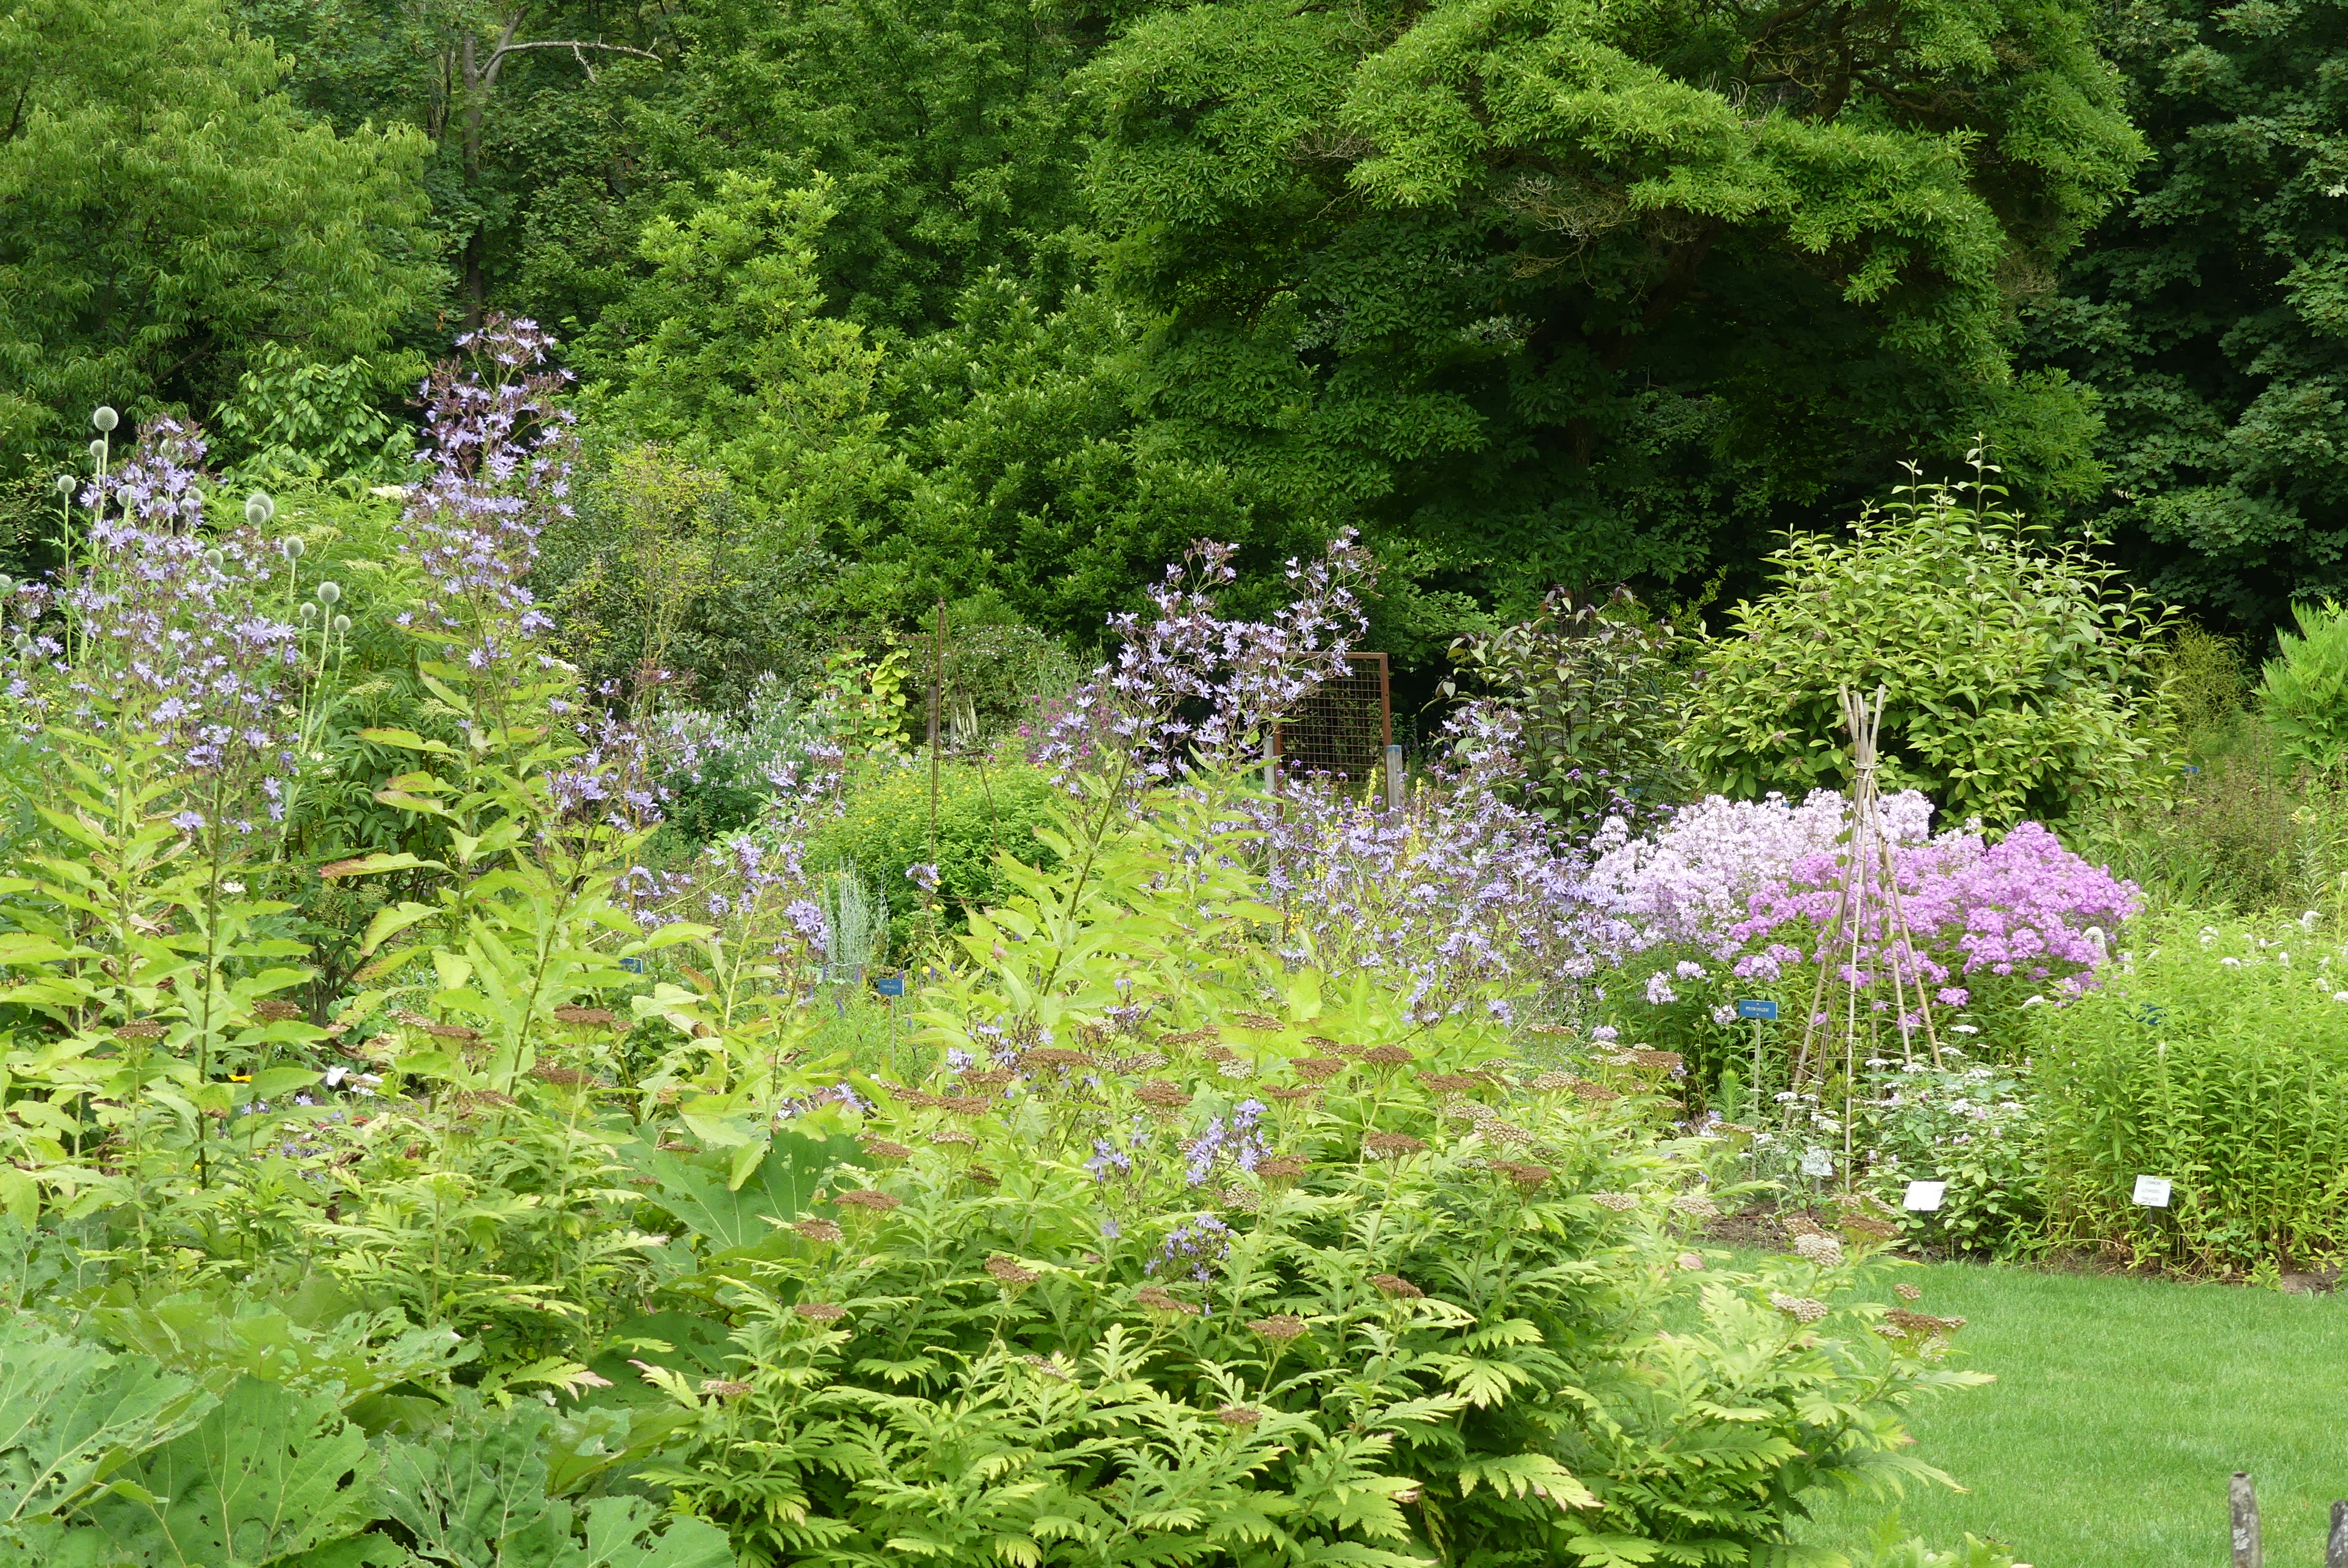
[1273, 653, 1392, 783]
[1786, 685, 1946, 1181]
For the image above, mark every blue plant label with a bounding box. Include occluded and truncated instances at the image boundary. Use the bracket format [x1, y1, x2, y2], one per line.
[875, 975, 906, 997]
[620, 958, 645, 975]
[1735, 998, 1779, 1021]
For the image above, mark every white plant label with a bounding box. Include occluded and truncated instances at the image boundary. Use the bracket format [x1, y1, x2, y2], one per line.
[2131, 1175, 2173, 1208]
[1902, 1181, 1946, 1212]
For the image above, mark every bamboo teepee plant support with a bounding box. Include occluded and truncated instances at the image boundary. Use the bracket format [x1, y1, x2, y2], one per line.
[1787, 685, 1946, 1179]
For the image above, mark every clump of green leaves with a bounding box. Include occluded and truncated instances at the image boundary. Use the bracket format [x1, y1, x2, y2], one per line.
[1680, 459, 2177, 824]
[2257, 600, 2348, 775]
[2032, 914, 2348, 1273]
[1441, 588, 1694, 839]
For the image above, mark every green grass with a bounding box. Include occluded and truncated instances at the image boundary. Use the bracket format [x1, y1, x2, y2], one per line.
[1803, 1261, 2348, 1565]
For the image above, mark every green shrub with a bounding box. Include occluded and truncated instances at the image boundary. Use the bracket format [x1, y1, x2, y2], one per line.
[1679, 463, 2175, 825]
[2258, 599, 2348, 775]
[1440, 588, 1695, 839]
[808, 749, 1064, 952]
[2032, 916, 2348, 1273]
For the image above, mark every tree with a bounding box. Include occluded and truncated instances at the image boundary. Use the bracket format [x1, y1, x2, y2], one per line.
[0, 0, 436, 466]
[1079, 0, 2147, 657]
[237, 0, 667, 330]
[2026, 0, 2348, 634]
[1678, 462, 2177, 824]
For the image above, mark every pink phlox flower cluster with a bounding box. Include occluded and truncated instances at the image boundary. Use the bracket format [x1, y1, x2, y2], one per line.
[1581, 789, 1934, 957]
[1728, 819, 2141, 1001]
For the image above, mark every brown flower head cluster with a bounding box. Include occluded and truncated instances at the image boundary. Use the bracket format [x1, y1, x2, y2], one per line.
[1136, 1081, 1192, 1110]
[860, 1137, 913, 1161]
[1158, 1028, 1220, 1049]
[928, 1128, 980, 1147]
[1671, 1192, 1722, 1220]
[1418, 1073, 1486, 1095]
[700, 1378, 754, 1398]
[1879, 1310, 1966, 1341]
[1493, 1161, 1551, 1191]
[837, 1188, 903, 1213]
[963, 1165, 1001, 1187]
[1769, 1292, 1830, 1324]
[793, 1218, 844, 1243]
[1369, 1273, 1423, 1299]
[1255, 1155, 1307, 1184]
[1247, 1314, 1306, 1342]
[552, 1005, 621, 1029]
[1361, 1045, 1413, 1067]
[1362, 1132, 1425, 1159]
[1793, 1232, 1846, 1266]
[1261, 1085, 1316, 1103]
[1021, 1047, 1094, 1072]
[1892, 1282, 1922, 1302]
[1291, 1057, 1346, 1083]
[985, 1255, 1040, 1285]
[1135, 1285, 1201, 1315]
[1588, 1191, 1640, 1212]
[1230, 1011, 1286, 1032]
[1216, 1404, 1263, 1427]
[252, 999, 305, 1023]
[963, 1070, 1015, 1091]
[1570, 1080, 1622, 1104]
[1628, 1050, 1684, 1072]
[424, 1023, 481, 1042]
[792, 1302, 848, 1322]
[532, 1065, 594, 1087]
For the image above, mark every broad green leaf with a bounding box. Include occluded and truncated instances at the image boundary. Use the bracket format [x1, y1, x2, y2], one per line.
[0, 1322, 211, 1525]
[83, 1376, 379, 1567]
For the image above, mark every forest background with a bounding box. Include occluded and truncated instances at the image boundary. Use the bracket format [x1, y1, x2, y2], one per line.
[2, 0, 2343, 687]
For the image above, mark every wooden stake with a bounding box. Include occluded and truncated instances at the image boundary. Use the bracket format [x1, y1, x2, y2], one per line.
[927, 599, 943, 920]
[2327, 1500, 2346, 1568]
[2231, 1472, 2262, 1568]
[1384, 742, 1404, 813]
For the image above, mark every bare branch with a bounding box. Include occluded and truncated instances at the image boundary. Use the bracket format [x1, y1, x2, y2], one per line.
[481, 38, 661, 87]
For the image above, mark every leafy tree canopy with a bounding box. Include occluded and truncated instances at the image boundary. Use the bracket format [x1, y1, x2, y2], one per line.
[0, 0, 437, 468]
[1080, 0, 2147, 655]
[2027, 0, 2348, 632]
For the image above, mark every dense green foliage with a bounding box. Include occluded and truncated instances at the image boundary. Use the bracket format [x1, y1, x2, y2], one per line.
[1680, 468, 2177, 823]
[2033, 917, 2348, 1273]
[2256, 600, 2348, 775]
[1440, 590, 1693, 837]
[0, 0, 434, 468]
[2027, 0, 2348, 630]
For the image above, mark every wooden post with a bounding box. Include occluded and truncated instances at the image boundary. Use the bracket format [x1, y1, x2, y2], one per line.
[1383, 743, 1404, 813]
[927, 599, 943, 919]
[1264, 729, 1278, 796]
[2327, 1500, 2347, 1568]
[2231, 1472, 2262, 1568]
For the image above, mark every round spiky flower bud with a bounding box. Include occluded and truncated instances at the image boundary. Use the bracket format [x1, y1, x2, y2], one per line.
[53, 474, 75, 498]
[0, 577, 14, 597]
[280, 535, 305, 560]
[316, 580, 341, 606]
[87, 440, 106, 462]
[11, 633, 28, 653]
[202, 548, 226, 573]
[90, 406, 118, 432]
[245, 492, 275, 527]
[330, 613, 350, 636]
[299, 601, 319, 623]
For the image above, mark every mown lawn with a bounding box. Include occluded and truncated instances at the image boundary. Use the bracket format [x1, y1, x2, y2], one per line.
[1799, 1261, 2348, 1565]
